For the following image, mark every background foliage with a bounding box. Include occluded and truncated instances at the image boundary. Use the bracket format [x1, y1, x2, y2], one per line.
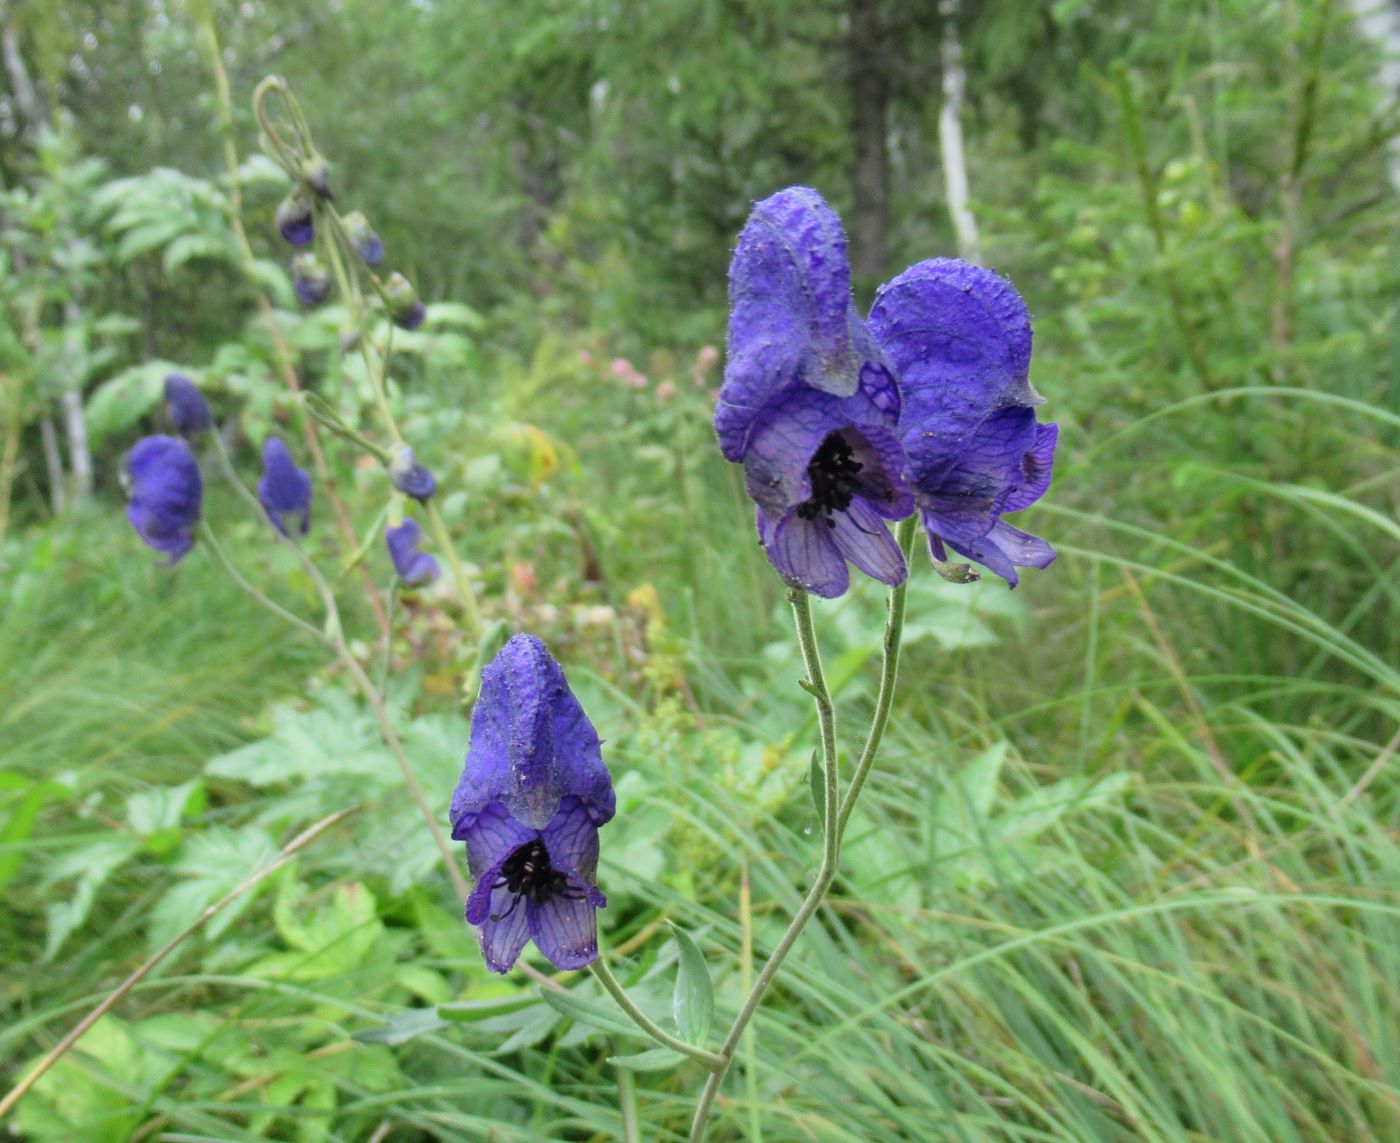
[2, 0, 1399, 1139]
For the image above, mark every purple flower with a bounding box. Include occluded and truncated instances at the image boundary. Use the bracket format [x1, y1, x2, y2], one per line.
[292, 253, 330, 306]
[256, 436, 312, 537]
[388, 445, 436, 502]
[869, 258, 1057, 586]
[163, 372, 212, 437]
[276, 190, 314, 246]
[385, 518, 439, 586]
[716, 187, 913, 597]
[126, 435, 202, 564]
[449, 635, 615, 973]
[342, 210, 384, 266]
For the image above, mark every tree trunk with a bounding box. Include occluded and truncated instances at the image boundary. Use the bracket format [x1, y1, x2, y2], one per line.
[848, 0, 889, 284]
[39, 416, 64, 515]
[939, 0, 981, 263]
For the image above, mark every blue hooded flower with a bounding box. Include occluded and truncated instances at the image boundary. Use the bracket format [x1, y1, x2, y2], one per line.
[449, 634, 615, 973]
[126, 435, 202, 564]
[384, 273, 425, 331]
[715, 187, 913, 598]
[385, 518, 439, 586]
[342, 210, 384, 266]
[163, 372, 212, 437]
[256, 436, 313, 537]
[292, 252, 330, 306]
[276, 189, 314, 246]
[868, 258, 1057, 586]
[388, 445, 436, 502]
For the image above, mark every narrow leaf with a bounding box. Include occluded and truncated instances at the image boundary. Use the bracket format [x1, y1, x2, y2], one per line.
[608, 1047, 687, 1072]
[668, 922, 714, 1045]
[542, 988, 644, 1038]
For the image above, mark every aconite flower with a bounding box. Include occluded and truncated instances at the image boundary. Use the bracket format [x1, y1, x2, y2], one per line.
[869, 259, 1057, 586]
[256, 436, 312, 538]
[384, 272, 425, 331]
[449, 635, 615, 973]
[292, 252, 330, 306]
[385, 518, 439, 586]
[125, 435, 202, 564]
[715, 187, 913, 597]
[342, 210, 383, 266]
[276, 189, 314, 246]
[163, 372, 212, 437]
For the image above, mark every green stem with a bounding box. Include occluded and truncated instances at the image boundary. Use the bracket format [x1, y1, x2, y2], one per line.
[423, 501, 483, 638]
[837, 515, 917, 835]
[198, 522, 328, 646]
[618, 1065, 641, 1143]
[688, 588, 840, 1142]
[588, 956, 725, 1071]
[207, 433, 470, 903]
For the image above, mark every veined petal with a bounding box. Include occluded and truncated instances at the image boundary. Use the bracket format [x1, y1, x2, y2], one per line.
[829, 498, 907, 587]
[742, 386, 908, 515]
[1004, 422, 1059, 513]
[528, 888, 599, 971]
[459, 802, 536, 877]
[941, 518, 1056, 588]
[539, 797, 604, 902]
[759, 507, 849, 598]
[477, 888, 532, 973]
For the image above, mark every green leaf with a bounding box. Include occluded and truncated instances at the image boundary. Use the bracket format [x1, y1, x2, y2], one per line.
[438, 994, 541, 1023]
[354, 1008, 450, 1045]
[41, 837, 142, 959]
[542, 988, 645, 1037]
[669, 923, 714, 1045]
[607, 1047, 687, 1072]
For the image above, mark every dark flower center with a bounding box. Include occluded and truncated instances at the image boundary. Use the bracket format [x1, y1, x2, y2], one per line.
[796, 432, 864, 527]
[491, 840, 580, 920]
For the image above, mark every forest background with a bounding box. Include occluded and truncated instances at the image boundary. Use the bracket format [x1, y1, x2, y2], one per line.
[2, 1, 1399, 1140]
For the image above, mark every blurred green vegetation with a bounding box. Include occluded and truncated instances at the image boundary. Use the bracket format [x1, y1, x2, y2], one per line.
[2, 0, 1399, 1139]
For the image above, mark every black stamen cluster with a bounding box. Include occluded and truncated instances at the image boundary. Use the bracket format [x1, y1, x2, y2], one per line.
[491, 840, 578, 921]
[796, 433, 865, 528]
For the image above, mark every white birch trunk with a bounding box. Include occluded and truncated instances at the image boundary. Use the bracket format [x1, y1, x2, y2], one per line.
[938, 0, 981, 263]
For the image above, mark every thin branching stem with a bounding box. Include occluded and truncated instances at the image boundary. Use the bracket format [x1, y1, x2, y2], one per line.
[589, 955, 724, 1070]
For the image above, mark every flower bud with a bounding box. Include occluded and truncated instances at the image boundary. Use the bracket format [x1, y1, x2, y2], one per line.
[301, 151, 332, 199]
[385, 518, 439, 587]
[388, 444, 436, 502]
[384, 272, 425, 330]
[257, 437, 313, 537]
[163, 372, 213, 436]
[342, 210, 383, 266]
[275, 188, 314, 246]
[292, 252, 330, 306]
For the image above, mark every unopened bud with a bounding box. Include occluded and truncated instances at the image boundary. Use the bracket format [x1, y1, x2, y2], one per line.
[292, 252, 331, 306]
[275, 188, 314, 246]
[388, 444, 436, 501]
[301, 152, 332, 200]
[384, 272, 425, 331]
[342, 210, 383, 266]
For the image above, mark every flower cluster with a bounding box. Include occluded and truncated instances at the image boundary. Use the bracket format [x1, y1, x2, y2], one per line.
[123, 373, 318, 564]
[716, 187, 1056, 594]
[449, 635, 615, 973]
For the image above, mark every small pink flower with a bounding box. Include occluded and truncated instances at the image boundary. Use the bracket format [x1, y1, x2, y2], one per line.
[578, 349, 594, 366]
[656, 381, 677, 400]
[611, 357, 648, 389]
[693, 344, 719, 386]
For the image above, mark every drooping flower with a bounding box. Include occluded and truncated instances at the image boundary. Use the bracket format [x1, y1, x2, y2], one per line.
[384, 272, 425, 331]
[292, 252, 330, 306]
[276, 189, 314, 246]
[385, 518, 439, 586]
[449, 634, 615, 973]
[388, 444, 436, 502]
[868, 258, 1057, 586]
[163, 372, 212, 437]
[256, 436, 313, 537]
[125, 435, 202, 564]
[301, 152, 332, 200]
[715, 186, 913, 597]
[342, 210, 384, 266]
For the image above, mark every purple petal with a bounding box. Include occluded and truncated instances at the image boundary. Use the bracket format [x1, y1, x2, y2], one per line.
[540, 797, 606, 906]
[126, 435, 202, 564]
[717, 187, 895, 460]
[1003, 422, 1059, 513]
[460, 803, 537, 885]
[527, 889, 600, 971]
[257, 437, 313, 536]
[941, 519, 1056, 588]
[741, 385, 909, 516]
[385, 518, 440, 586]
[450, 635, 615, 835]
[758, 507, 848, 598]
[829, 498, 907, 587]
[477, 889, 532, 973]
